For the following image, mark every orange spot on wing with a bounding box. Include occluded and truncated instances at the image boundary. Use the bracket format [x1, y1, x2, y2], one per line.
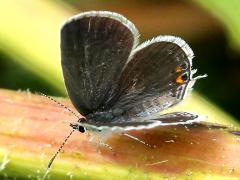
[175, 66, 182, 73]
[176, 75, 184, 84]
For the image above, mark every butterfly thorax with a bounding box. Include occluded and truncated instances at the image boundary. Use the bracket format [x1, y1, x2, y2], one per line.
[86, 108, 125, 122]
[69, 109, 126, 132]
[87, 111, 114, 121]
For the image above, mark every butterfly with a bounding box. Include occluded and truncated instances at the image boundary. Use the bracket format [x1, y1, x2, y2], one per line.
[61, 11, 206, 132]
[46, 10, 206, 169]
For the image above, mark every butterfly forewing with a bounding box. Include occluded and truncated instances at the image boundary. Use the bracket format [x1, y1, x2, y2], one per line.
[61, 11, 138, 115]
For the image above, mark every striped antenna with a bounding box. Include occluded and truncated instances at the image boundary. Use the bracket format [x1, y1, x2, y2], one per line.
[38, 92, 80, 119]
[47, 129, 75, 169]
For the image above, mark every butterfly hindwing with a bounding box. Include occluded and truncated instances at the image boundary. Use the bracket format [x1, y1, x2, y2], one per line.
[111, 36, 195, 118]
[80, 112, 200, 131]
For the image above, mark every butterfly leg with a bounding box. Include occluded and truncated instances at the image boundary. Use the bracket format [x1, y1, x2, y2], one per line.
[122, 133, 156, 148]
[88, 132, 113, 152]
[98, 140, 113, 151]
[99, 132, 113, 151]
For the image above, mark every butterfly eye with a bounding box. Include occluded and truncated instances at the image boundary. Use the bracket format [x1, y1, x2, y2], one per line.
[78, 125, 86, 133]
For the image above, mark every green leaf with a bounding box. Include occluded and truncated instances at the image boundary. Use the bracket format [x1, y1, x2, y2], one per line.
[193, 0, 240, 52]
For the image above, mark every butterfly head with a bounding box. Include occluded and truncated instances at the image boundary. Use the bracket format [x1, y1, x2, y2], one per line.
[69, 118, 87, 133]
[70, 118, 102, 133]
[70, 122, 86, 133]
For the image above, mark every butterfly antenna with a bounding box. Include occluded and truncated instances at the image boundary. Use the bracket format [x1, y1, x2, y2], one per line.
[47, 128, 75, 169]
[38, 92, 80, 119]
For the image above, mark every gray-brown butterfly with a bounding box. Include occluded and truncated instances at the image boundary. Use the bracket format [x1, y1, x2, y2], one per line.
[46, 11, 206, 170]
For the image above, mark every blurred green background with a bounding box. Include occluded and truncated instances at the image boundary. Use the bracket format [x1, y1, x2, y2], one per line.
[0, 0, 240, 120]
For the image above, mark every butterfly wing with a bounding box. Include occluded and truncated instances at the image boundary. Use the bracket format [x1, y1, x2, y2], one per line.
[110, 36, 202, 118]
[61, 11, 139, 115]
[81, 112, 201, 131]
